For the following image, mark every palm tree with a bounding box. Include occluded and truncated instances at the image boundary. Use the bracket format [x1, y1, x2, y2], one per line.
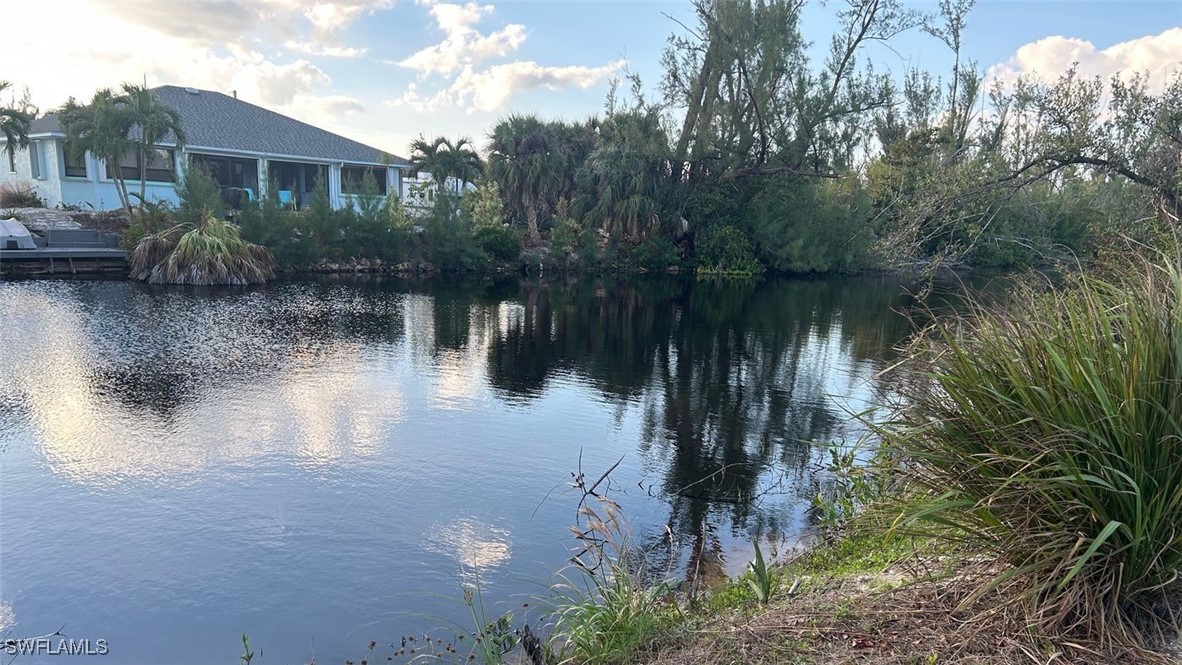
[60, 89, 136, 215]
[0, 82, 35, 165]
[409, 135, 484, 196]
[576, 109, 671, 241]
[487, 115, 561, 242]
[117, 83, 187, 204]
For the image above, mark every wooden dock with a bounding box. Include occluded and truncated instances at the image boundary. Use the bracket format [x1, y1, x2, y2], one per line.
[1, 229, 129, 276]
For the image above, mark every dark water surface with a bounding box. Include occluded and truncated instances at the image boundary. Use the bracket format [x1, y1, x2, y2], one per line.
[0, 274, 989, 664]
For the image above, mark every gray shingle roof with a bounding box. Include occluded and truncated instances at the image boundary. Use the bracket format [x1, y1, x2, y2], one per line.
[30, 85, 409, 167]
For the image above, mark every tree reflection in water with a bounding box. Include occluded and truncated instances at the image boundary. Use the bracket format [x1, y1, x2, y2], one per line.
[40, 272, 994, 580]
[480, 274, 951, 580]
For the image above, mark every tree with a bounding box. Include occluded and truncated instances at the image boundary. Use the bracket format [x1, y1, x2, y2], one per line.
[59, 84, 187, 217]
[487, 115, 562, 242]
[0, 82, 35, 164]
[575, 108, 673, 241]
[60, 89, 136, 215]
[118, 83, 187, 205]
[409, 135, 483, 196]
[662, 0, 921, 181]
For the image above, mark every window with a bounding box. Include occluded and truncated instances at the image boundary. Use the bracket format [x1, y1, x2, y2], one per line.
[29, 141, 42, 179]
[118, 148, 176, 182]
[63, 140, 87, 178]
[341, 165, 387, 196]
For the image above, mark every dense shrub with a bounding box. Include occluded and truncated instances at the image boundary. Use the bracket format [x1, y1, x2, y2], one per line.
[750, 176, 871, 273]
[121, 199, 174, 251]
[175, 167, 225, 224]
[626, 235, 680, 272]
[882, 248, 1182, 644]
[425, 194, 485, 271]
[474, 224, 519, 262]
[695, 225, 761, 275]
[238, 191, 317, 268]
[0, 182, 44, 208]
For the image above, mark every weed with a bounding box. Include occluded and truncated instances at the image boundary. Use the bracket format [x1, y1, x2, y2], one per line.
[745, 540, 775, 605]
[238, 633, 254, 665]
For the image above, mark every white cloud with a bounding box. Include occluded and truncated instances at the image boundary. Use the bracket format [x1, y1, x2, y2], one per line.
[286, 40, 369, 58]
[398, 1, 527, 76]
[455, 60, 627, 112]
[987, 28, 1182, 92]
[82, 0, 386, 61]
[3, 2, 378, 141]
[389, 0, 623, 112]
[387, 58, 625, 113]
[295, 94, 367, 117]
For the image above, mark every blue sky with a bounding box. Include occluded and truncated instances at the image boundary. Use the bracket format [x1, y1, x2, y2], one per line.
[8, 1, 1180, 158]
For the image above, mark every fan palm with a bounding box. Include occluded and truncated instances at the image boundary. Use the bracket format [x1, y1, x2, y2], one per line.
[487, 115, 561, 241]
[131, 211, 275, 285]
[0, 81, 35, 164]
[576, 109, 671, 241]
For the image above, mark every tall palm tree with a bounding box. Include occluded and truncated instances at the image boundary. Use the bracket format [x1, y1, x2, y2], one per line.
[577, 109, 671, 241]
[60, 89, 136, 215]
[447, 137, 484, 195]
[409, 135, 484, 196]
[0, 81, 35, 165]
[118, 83, 187, 204]
[487, 115, 561, 242]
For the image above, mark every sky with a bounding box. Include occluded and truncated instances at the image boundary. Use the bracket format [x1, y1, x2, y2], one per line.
[5, 0, 1180, 159]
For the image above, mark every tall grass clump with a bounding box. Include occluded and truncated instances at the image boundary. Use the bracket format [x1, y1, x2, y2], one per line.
[131, 211, 274, 285]
[549, 464, 680, 665]
[882, 247, 1182, 646]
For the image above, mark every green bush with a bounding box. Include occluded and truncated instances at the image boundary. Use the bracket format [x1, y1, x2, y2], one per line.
[175, 166, 225, 224]
[750, 176, 872, 273]
[882, 248, 1182, 644]
[121, 199, 173, 251]
[626, 235, 680, 272]
[695, 225, 762, 275]
[425, 193, 485, 271]
[475, 224, 519, 262]
[238, 191, 317, 268]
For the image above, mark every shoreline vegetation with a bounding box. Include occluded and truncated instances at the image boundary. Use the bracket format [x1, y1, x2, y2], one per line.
[5, 0, 1179, 285]
[303, 243, 1182, 665]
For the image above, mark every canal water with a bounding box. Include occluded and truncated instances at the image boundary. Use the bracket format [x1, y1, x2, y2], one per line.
[0, 274, 992, 663]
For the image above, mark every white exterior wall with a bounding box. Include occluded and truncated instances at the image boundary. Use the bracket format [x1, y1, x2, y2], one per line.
[0, 139, 63, 206]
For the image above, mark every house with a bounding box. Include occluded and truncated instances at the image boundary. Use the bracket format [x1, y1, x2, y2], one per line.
[0, 85, 411, 211]
[400, 171, 478, 215]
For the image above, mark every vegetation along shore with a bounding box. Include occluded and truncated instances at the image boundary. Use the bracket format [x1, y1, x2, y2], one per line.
[1, 0, 1179, 662]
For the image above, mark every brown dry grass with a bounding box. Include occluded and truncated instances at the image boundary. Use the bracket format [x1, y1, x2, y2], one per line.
[643, 557, 1175, 665]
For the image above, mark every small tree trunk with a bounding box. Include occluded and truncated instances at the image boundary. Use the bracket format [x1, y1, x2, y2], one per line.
[109, 160, 131, 217]
[139, 147, 147, 205]
[526, 199, 540, 242]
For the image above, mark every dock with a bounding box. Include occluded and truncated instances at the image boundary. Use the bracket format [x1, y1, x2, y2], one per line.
[0, 229, 129, 276]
